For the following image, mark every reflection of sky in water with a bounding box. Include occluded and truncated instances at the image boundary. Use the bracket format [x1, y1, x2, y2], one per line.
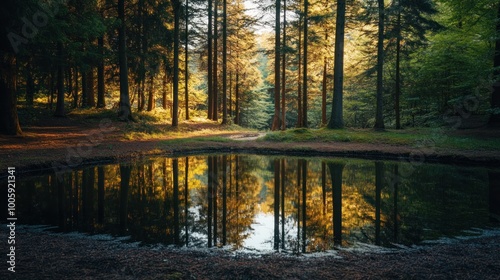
[244, 212, 274, 250]
[6, 155, 500, 254]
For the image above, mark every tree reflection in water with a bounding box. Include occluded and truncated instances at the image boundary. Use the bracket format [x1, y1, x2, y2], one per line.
[12, 155, 498, 253]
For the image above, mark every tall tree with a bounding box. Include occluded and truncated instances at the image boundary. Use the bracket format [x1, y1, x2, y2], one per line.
[54, 42, 66, 117]
[490, 2, 500, 126]
[387, 0, 439, 128]
[321, 34, 328, 126]
[208, 0, 214, 119]
[281, 0, 287, 130]
[0, 0, 22, 135]
[213, 0, 219, 122]
[271, 0, 281, 130]
[222, 0, 228, 124]
[118, 0, 133, 121]
[328, 0, 346, 129]
[301, 0, 308, 128]
[172, 0, 181, 127]
[185, 0, 190, 120]
[374, 0, 385, 130]
[97, 35, 106, 108]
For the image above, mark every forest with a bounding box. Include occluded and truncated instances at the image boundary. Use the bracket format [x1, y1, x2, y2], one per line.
[1, 0, 500, 135]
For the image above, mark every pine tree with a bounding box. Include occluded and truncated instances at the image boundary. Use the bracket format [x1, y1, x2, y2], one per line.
[118, 0, 133, 121]
[329, 0, 346, 129]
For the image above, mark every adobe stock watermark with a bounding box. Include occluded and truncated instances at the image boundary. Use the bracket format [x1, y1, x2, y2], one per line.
[7, 0, 68, 54]
[51, 119, 116, 179]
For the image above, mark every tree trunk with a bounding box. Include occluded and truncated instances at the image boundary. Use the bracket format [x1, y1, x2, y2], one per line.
[55, 41, 66, 117]
[163, 65, 168, 109]
[322, 36, 328, 126]
[87, 68, 95, 107]
[281, 0, 287, 130]
[328, 0, 346, 129]
[222, 0, 228, 124]
[0, 54, 22, 135]
[207, 0, 213, 120]
[97, 36, 106, 108]
[395, 9, 402, 129]
[490, 2, 500, 126]
[301, 0, 308, 128]
[118, 0, 133, 121]
[172, 0, 180, 127]
[297, 8, 302, 128]
[374, 0, 385, 130]
[147, 74, 155, 111]
[235, 70, 239, 124]
[271, 0, 281, 131]
[26, 64, 34, 106]
[73, 67, 79, 108]
[185, 0, 189, 120]
[81, 70, 88, 107]
[213, 0, 219, 122]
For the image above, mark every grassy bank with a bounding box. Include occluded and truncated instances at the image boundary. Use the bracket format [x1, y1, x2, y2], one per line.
[263, 128, 500, 151]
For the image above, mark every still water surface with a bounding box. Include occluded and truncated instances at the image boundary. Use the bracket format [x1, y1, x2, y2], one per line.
[9, 155, 500, 253]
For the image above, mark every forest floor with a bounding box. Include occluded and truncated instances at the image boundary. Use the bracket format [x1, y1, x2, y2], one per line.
[1, 108, 500, 172]
[1, 109, 500, 279]
[1, 224, 499, 279]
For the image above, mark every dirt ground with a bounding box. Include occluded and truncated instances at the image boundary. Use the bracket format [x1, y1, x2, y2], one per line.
[1, 115, 500, 279]
[1, 225, 499, 279]
[1, 114, 500, 173]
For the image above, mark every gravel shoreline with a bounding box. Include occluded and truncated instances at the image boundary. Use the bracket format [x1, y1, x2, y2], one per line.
[1, 225, 500, 279]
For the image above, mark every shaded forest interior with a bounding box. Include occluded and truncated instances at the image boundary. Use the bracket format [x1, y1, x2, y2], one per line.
[2, 0, 500, 135]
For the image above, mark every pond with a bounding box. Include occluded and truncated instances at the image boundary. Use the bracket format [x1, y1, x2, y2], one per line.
[4, 155, 500, 253]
